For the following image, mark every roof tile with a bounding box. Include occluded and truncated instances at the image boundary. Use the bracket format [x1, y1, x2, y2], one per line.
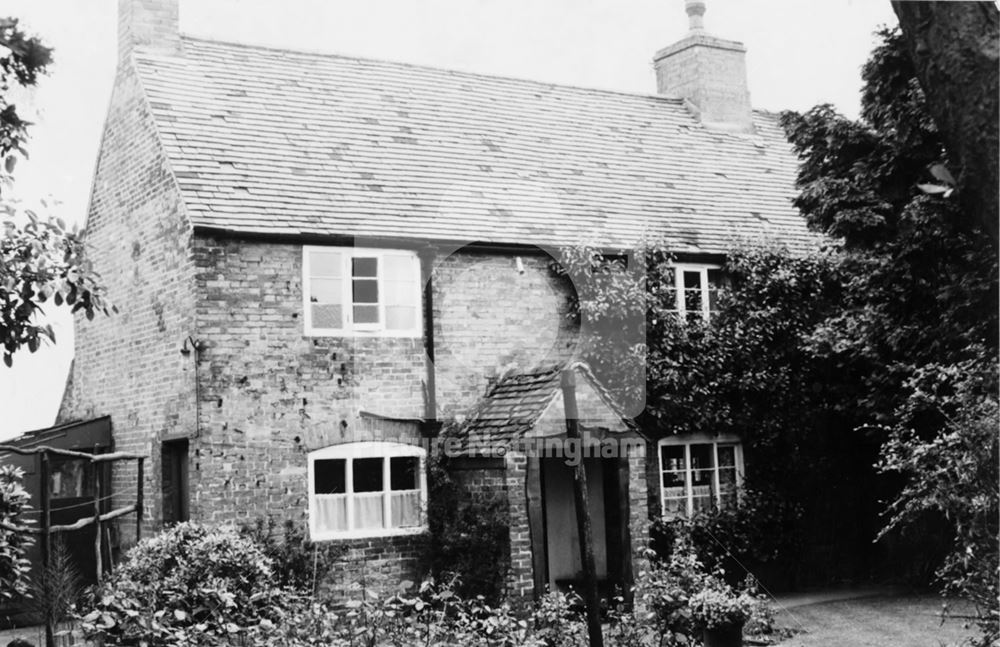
[133, 38, 815, 252]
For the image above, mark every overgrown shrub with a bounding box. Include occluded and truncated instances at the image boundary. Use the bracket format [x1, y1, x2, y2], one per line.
[78, 522, 289, 646]
[0, 465, 33, 602]
[650, 489, 804, 590]
[239, 517, 344, 596]
[423, 455, 510, 603]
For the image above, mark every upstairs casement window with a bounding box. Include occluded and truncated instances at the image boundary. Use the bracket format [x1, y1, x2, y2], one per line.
[669, 263, 724, 323]
[303, 246, 421, 336]
[308, 442, 427, 541]
[658, 434, 744, 518]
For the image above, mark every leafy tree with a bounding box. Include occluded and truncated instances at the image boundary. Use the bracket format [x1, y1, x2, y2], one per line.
[781, 26, 998, 643]
[1, 17, 52, 168]
[891, 1, 999, 245]
[0, 17, 112, 366]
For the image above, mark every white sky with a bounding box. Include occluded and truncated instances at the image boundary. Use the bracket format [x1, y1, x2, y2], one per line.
[0, 0, 898, 439]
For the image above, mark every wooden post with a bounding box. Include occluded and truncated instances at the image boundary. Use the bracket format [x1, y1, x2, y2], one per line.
[561, 369, 604, 647]
[39, 450, 54, 647]
[94, 465, 103, 584]
[136, 457, 145, 542]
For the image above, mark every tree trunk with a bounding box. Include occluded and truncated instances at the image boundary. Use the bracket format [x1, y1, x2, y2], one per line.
[891, 1, 999, 244]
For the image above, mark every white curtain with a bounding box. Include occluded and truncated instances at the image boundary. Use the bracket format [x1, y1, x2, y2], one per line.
[315, 494, 348, 532]
[354, 492, 385, 530]
[391, 490, 421, 527]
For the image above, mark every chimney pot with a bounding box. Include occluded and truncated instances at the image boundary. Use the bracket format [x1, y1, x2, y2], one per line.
[686, 0, 706, 32]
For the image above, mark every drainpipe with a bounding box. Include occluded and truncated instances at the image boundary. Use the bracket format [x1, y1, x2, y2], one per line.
[419, 246, 439, 436]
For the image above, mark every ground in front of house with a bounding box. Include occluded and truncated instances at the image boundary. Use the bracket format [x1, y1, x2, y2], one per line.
[772, 593, 976, 647]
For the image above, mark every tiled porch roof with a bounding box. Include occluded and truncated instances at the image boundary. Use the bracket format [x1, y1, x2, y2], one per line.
[445, 362, 633, 455]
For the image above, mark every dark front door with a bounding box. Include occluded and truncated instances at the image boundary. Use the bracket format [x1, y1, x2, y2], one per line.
[161, 440, 189, 525]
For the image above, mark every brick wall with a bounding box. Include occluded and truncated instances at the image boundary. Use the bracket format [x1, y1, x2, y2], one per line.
[431, 249, 578, 418]
[118, 0, 180, 62]
[57, 58, 197, 545]
[184, 237, 581, 590]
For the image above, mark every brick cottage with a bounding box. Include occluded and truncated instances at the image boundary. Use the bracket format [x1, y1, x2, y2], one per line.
[51, 0, 813, 602]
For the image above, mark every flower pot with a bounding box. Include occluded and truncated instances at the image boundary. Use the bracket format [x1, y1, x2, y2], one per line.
[703, 622, 743, 647]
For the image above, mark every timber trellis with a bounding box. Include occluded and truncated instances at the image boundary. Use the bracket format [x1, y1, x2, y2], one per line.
[0, 444, 145, 578]
[0, 444, 145, 647]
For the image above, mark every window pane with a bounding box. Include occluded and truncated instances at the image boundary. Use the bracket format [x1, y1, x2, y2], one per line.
[352, 257, 378, 278]
[353, 279, 379, 304]
[50, 459, 94, 499]
[383, 254, 415, 281]
[315, 494, 348, 531]
[314, 459, 346, 494]
[310, 251, 342, 277]
[354, 492, 385, 530]
[660, 445, 685, 472]
[390, 456, 419, 491]
[391, 491, 421, 527]
[690, 444, 713, 473]
[384, 279, 417, 306]
[312, 304, 343, 329]
[690, 444, 715, 512]
[719, 467, 738, 509]
[661, 469, 684, 488]
[310, 278, 342, 304]
[682, 270, 703, 315]
[385, 305, 416, 330]
[353, 305, 379, 324]
[663, 496, 687, 516]
[718, 445, 736, 468]
[353, 457, 384, 493]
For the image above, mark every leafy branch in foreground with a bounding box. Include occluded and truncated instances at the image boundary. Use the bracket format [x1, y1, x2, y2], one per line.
[0, 208, 115, 366]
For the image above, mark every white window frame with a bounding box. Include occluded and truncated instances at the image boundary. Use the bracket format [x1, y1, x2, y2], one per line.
[307, 441, 428, 541]
[671, 263, 722, 323]
[302, 246, 422, 337]
[657, 433, 744, 518]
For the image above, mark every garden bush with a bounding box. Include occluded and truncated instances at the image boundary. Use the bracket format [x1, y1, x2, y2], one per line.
[78, 522, 290, 646]
[0, 465, 33, 602]
[638, 532, 775, 645]
[239, 517, 344, 596]
[650, 488, 804, 591]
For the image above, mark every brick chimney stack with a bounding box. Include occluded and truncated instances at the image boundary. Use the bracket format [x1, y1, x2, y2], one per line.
[119, 0, 181, 64]
[653, 0, 754, 133]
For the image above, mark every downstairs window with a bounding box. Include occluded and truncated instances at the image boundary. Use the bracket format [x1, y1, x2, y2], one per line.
[658, 434, 743, 518]
[308, 442, 426, 540]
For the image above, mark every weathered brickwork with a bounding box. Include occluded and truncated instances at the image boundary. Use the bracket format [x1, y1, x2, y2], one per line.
[117, 0, 179, 61]
[57, 58, 197, 544]
[653, 34, 752, 130]
[186, 235, 428, 582]
[324, 534, 429, 602]
[431, 250, 579, 418]
[502, 451, 533, 602]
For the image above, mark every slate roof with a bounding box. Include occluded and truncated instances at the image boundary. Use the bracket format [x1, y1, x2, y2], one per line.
[446, 362, 634, 455]
[131, 37, 815, 253]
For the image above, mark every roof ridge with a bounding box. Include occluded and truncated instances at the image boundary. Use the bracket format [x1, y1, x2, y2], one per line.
[170, 35, 691, 106]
